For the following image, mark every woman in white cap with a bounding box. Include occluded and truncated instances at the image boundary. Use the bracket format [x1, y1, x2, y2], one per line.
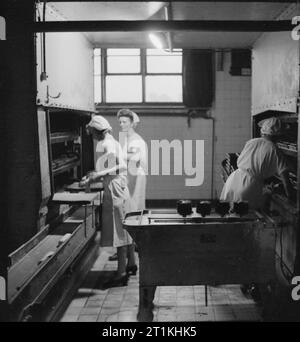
[80, 115, 134, 286]
[117, 108, 147, 211]
[220, 117, 293, 210]
[107, 109, 147, 274]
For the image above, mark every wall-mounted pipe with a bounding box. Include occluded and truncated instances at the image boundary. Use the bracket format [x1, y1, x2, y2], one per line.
[39, 2, 47, 82]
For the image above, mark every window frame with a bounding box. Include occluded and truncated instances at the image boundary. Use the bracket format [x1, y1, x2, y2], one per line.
[94, 48, 183, 106]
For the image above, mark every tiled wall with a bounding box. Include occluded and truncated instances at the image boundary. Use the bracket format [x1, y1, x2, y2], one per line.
[212, 52, 252, 197]
[102, 51, 251, 200]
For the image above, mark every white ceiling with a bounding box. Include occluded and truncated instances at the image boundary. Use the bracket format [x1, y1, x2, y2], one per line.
[49, 2, 166, 21]
[48, 1, 292, 48]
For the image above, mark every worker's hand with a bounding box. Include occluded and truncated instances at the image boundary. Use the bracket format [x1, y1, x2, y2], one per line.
[79, 176, 90, 187]
[87, 171, 99, 182]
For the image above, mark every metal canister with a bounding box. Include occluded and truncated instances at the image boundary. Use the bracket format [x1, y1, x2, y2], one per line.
[196, 201, 212, 217]
[233, 201, 249, 216]
[215, 201, 230, 217]
[177, 200, 193, 217]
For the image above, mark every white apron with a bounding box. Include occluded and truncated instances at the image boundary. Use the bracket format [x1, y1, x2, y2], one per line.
[220, 138, 289, 210]
[95, 136, 132, 247]
[220, 168, 264, 209]
[123, 133, 147, 211]
[100, 174, 132, 247]
[127, 168, 146, 212]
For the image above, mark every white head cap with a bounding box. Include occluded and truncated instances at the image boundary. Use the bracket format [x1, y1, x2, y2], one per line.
[87, 115, 112, 132]
[259, 117, 282, 136]
[117, 108, 140, 124]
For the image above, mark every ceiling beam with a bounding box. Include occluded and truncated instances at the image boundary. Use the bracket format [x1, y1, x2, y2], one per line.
[34, 20, 293, 32]
[40, 1, 295, 3]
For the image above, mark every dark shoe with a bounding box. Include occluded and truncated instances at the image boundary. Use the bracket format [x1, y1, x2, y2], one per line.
[126, 264, 138, 276]
[240, 284, 250, 296]
[104, 273, 128, 288]
[250, 284, 261, 303]
[108, 252, 118, 261]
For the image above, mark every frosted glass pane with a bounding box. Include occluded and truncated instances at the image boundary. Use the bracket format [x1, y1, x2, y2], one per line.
[94, 55, 101, 75]
[147, 55, 182, 73]
[146, 76, 182, 102]
[106, 76, 142, 103]
[107, 49, 140, 56]
[94, 75, 101, 103]
[107, 56, 140, 73]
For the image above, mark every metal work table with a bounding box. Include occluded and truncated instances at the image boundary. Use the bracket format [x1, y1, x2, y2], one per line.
[123, 208, 278, 322]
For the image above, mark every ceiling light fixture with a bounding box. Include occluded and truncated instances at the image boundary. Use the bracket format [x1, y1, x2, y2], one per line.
[149, 32, 165, 49]
[164, 4, 173, 52]
[148, 3, 173, 51]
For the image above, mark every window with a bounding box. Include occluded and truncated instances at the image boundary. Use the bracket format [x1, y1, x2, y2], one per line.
[93, 48, 183, 104]
[106, 49, 142, 103]
[93, 48, 101, 103]
[107, 48, 140, 73]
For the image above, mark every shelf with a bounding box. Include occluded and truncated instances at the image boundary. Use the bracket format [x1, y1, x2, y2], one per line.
[50, 132, 79, 144]
[270, 174, 297, 191]
[65, 181, 104, 193]
[53, 160, 80, 176]
[52, 192, 98, 205]
[277, 113, 298, 123]
[277, 142, 297, 158]
[278, 146, 297, 158]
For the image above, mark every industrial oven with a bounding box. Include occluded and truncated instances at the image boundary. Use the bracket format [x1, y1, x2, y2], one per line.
[5, 108, 100, 322]
[0, 1, 100, 320]
[252, 113, 299, 287]
[221, 111, 300, 319]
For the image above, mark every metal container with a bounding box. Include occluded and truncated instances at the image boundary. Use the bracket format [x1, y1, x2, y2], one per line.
[176, 200, 192, 217]
[233, 201, 249, 216]
[196, 201, 212, 217]
[215, 201, 230, 217]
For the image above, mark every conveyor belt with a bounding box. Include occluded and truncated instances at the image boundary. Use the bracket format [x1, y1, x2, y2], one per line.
[7, 206, 96, 320]
[8, 224, 78, 303]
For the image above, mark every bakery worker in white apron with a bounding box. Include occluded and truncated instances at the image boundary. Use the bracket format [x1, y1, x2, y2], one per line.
[109, 109, 147, 271]
[220, 117, 293, 300]
[117, 108, 147, 211]
[220, 117, 293, 210]
[80, 115, 136, 286]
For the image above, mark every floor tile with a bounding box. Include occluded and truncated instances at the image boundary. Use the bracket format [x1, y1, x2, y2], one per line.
[60, 248, 261, 322]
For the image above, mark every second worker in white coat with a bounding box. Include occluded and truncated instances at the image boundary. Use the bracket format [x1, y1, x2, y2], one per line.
[117, 108, 147, 211]
[220, 117, 293, 210]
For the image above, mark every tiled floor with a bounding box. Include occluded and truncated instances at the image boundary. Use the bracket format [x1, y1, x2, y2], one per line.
[60, 247, 262, 322]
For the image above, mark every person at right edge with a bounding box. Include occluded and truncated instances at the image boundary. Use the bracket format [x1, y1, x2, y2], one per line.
[220, 116, 294, 301]
[220, 116, 293, 209]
